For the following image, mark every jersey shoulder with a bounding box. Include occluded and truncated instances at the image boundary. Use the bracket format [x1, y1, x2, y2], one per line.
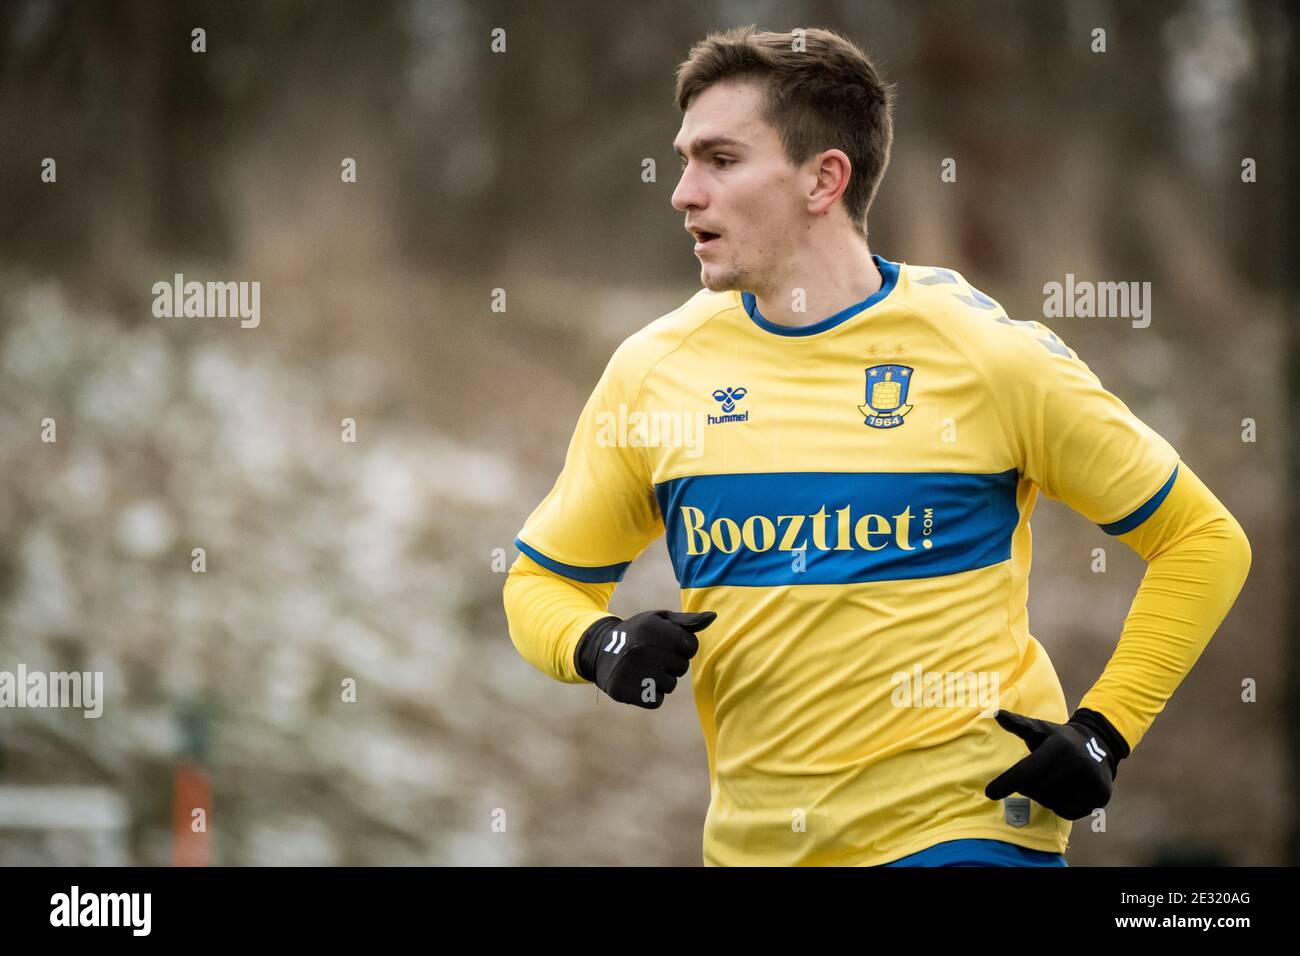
[604, 288, 736, 390]
[898, 261, 1078, 369]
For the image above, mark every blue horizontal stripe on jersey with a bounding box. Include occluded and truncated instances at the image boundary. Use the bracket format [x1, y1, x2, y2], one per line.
[653, 469, 1020, 588]
[1098, 463, 1180, 536]
[513, 537, 631, 583]
[881, 838, 1068, 867]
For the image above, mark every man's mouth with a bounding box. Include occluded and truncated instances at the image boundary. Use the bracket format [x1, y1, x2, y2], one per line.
[693, 230, 721, 247]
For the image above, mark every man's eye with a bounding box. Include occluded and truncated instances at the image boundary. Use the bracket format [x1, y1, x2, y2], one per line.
[713, 156, 734, 168]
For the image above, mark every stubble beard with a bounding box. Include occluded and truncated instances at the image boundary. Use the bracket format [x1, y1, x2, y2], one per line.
[701, 257, 749, 294]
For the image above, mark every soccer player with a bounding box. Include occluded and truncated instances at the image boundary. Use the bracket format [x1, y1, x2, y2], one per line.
[502, 26, 1251, 866]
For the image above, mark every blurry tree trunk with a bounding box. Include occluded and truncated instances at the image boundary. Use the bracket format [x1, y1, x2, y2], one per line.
[1285, 0, 1300, 869]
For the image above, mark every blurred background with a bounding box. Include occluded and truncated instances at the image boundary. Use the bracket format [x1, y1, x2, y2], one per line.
[0, 0, 1292, 865]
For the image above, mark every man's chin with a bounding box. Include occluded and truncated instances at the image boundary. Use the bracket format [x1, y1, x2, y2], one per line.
[701, 268, 743, 293]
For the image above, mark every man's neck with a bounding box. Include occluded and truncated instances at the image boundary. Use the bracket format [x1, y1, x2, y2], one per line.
[752, 239, 881, 329]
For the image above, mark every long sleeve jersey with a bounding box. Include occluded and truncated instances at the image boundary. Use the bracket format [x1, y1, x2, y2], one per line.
[502, 255, 1252, 866]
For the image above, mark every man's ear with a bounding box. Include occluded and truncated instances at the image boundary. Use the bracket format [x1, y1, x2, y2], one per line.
[808, 148, 852, 215]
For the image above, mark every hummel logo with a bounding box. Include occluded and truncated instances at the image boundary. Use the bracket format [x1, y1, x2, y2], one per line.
[711, 386, 747, 413]
[604, 630, 627, 654]
[1085, 737, 1107, 763]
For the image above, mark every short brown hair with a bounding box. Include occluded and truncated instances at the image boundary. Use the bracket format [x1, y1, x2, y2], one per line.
[674, 26, 896, 238]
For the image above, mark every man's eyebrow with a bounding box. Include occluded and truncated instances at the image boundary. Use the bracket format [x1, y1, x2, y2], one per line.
[672, 136, 746, 157]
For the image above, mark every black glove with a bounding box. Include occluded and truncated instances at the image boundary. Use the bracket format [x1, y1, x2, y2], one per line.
[984, 707, 1131, 820]
[575, 610, 715, 708]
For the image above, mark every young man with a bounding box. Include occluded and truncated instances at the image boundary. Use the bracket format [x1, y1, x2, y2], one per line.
[502, 26, 1251, 866]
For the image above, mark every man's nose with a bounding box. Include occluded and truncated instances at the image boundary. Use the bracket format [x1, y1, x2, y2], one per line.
[671, 167, 706, 212]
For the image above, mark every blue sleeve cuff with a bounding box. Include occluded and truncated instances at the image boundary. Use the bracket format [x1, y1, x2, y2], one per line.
[1098, 464, 1180, 536]
[513, 537, 631, 583]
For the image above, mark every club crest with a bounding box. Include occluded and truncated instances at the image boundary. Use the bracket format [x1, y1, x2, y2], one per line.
[858, 364, 914, 428]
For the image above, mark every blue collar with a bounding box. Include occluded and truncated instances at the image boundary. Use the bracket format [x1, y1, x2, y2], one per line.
[742, 254, 900, 337]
